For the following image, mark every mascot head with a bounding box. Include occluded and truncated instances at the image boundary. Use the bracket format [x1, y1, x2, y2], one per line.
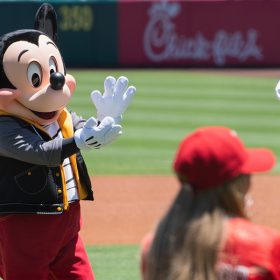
[0, 3, 76, 125]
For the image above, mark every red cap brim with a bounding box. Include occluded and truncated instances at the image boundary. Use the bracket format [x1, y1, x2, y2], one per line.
[241, 148, 276, 174]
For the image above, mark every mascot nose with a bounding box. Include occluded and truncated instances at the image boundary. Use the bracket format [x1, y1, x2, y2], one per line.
[50, 72, 65, 90]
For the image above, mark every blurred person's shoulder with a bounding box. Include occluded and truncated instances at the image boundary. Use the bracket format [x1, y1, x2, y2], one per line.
[226, 217, 280, 247]
[218, 217, 280, 280]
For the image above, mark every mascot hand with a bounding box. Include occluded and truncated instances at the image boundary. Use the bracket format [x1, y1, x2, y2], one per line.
[74, 116, 122, 150]
[91, 76, 136, 124]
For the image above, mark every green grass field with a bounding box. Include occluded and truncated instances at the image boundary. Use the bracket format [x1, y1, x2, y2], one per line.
[68, 69, 280, 279]
[69, 69, 280, 176]
[88, 244, 141, 280]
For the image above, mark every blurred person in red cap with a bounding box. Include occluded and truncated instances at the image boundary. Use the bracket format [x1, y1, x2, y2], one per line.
[141, 126, 280, 280]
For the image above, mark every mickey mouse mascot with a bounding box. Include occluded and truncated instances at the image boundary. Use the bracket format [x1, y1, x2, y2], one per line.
[0, 3, 135, 279]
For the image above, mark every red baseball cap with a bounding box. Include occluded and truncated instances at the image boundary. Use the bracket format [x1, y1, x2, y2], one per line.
[173, 126, 275, 191]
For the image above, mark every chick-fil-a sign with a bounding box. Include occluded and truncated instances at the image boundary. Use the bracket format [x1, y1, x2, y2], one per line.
[119, 0, 280, 67]
[143, 1, 262, 66]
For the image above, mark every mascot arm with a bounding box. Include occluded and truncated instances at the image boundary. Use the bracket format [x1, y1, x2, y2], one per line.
[91, 76, 136, 124]
[0, 116, 120, 166]
[0, 117, 67, 167]
[61, 138, 80, 162]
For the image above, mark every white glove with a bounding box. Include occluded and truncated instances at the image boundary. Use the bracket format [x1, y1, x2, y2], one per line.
[91, 76, 136, 124]
[74, 116, 122, 150]
[276, 80, 280, 99]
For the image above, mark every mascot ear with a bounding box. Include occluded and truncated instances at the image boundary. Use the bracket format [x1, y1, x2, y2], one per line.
[34, 3, 58, 43]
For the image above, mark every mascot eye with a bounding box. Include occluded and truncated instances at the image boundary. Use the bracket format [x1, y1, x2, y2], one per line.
[49, 57, 58, 75]
[27, 62, 42, 88]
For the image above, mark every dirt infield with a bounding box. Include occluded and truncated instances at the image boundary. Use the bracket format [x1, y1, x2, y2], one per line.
[80, 175, 280, 245]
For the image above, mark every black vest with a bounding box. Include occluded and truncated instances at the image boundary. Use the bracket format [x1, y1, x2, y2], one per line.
[0, 117, 93, 215]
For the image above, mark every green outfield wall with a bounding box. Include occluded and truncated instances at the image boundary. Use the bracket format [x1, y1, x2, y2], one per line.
[0, 1, 118, 67]
[1, 0, 280, 68]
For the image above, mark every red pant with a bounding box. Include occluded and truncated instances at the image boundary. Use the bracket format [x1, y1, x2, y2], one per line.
[0, 202, 95, 280]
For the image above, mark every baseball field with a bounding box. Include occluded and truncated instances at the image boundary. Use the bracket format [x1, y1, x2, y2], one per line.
[68, 69, 280, 280]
